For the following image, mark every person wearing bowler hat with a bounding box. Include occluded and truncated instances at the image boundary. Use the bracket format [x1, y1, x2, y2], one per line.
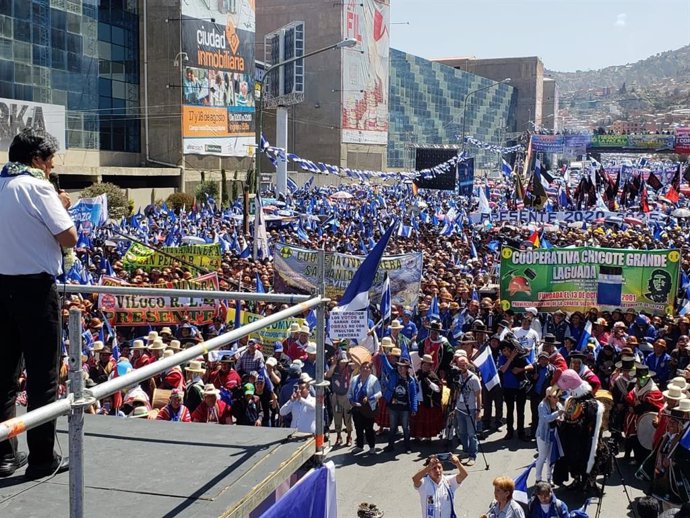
[411, 354, 444, 440]
[191, 383, 233, 424]
[379, 352, 418, 454]
[624, 365, 664, 463]
[210, 354, 241, 391]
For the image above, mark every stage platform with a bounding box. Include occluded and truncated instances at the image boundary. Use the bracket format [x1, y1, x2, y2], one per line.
[0, 413, 314, 518]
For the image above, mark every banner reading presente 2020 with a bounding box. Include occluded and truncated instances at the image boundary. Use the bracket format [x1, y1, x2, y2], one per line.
[499, 246, 680, 316]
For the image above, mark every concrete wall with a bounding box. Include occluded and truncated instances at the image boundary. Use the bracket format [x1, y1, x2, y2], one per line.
[256, 0, 387, 171]
[433, 56, 545, 133]
[541, 78, 558, 131]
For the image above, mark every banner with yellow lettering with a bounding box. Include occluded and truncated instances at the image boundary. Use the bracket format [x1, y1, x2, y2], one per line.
[122, 243, 222, 271]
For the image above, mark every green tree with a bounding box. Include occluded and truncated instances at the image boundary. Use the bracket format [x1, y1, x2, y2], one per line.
[80, 182, 130, 218]
[194, 180, 219, 205]
[166, 192, 195, 211]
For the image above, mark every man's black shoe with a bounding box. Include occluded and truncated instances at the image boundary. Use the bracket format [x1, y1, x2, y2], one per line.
[502, 432, 514, 440]
[0, 451, 28, 477]
[25, 455, 69, 480]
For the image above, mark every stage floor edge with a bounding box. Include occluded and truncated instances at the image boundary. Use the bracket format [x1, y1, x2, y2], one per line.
[0, 413, 315, 518]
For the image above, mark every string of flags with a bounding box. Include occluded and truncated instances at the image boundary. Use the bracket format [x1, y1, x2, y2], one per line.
[260, 136, 471, 182]
[461, 135, 525, 154]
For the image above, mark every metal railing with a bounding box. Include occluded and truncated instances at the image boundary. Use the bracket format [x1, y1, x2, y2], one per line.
[0, 281, 330, 518]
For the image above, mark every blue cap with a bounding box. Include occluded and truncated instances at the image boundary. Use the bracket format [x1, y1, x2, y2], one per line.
[274, 341, 284, 352]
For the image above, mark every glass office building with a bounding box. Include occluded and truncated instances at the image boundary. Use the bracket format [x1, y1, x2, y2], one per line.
[388, 48, 516, 169]
[0, 0, 139, 152]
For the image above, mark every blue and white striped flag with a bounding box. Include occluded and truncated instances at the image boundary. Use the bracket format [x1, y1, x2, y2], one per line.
[379, 273, 391, 324]
[512, 461, 536, 504]
[287, 176, 298, 193]
[474, 345, 500, 391]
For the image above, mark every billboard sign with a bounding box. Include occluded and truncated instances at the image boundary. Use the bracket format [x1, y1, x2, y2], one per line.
[0, 97, 66, 151]
[180, 1, 255, 156]
[342, 0, 389, 145]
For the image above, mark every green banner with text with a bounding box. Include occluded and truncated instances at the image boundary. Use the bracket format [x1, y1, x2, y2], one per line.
[500, 246, 680, 316]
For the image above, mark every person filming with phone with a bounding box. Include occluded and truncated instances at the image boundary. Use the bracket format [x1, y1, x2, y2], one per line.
[412, 453, 468, 518]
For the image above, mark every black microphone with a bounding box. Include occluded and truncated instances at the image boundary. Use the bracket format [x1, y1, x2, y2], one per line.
[48, 172, 60, 192]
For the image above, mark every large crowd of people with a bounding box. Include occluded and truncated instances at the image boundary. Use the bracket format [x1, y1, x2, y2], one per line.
[2, 128, 690, 518]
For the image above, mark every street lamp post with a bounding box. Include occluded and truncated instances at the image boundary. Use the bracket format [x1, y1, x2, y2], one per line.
[254, 37, 357, 198]
[461, 78, 511, 152]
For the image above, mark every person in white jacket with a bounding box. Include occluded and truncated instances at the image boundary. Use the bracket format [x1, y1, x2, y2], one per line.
[279, 377, 316, 434]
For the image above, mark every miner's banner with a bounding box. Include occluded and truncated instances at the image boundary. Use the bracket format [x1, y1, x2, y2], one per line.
[123, 243, 222, 271]
[272, 243, 423, 307]
[500, 246, 680, 316]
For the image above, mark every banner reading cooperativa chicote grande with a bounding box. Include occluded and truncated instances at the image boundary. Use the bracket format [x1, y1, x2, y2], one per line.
[123, 243, 222, 271]
[180, 1, 255, 156]
[500, 246, 680, 316]
[272, 243, 422, 307]
[99, 273, 220, 326]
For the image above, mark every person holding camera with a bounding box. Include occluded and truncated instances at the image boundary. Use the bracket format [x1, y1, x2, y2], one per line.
[412, 453, 468, 518]
[279, 377, 316, 434]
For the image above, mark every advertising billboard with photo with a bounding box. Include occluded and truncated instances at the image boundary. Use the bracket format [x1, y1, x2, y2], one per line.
[341, 0, 389, 145]
[180, 0, 255, 156]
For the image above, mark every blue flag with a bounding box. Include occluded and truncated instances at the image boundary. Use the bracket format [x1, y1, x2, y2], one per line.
[255, 273, 265, 294]
[287, 176, 298, 193]
[379, 273, 391, 323]
[577, 320, 593, 351]
[475, 345, 500, 390]
[336, 222, 395, 311]
[259, 464, 336, 518]
[306, 309, 317, 330]
[513, 461, 536, 504]
[427, 295, 440, 320]
[597, 265, 623, 307]
[501, 159, 512, 177]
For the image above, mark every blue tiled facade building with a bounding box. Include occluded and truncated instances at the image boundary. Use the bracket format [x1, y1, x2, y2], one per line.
[388, 48, 516, 169]
[0, 0, 139, 152]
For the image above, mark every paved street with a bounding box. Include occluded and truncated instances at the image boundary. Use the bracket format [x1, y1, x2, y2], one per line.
[328, 425, 648, 518]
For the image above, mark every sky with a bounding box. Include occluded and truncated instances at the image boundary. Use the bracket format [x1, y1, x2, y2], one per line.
[389, 0, 690, 72]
